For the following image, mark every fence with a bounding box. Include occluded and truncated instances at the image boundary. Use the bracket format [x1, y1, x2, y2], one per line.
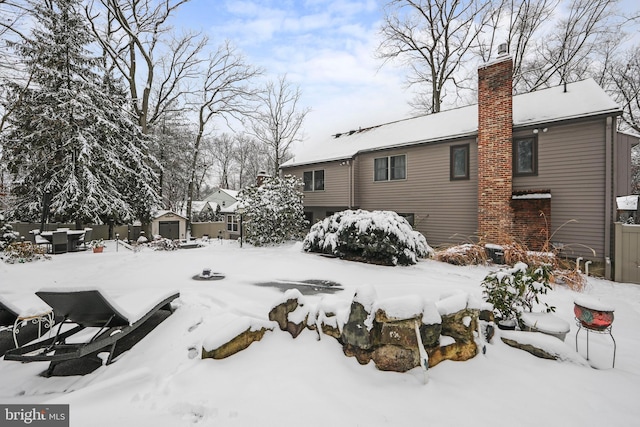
[9, 221, 235, 243]
[614, 222, 640, 284]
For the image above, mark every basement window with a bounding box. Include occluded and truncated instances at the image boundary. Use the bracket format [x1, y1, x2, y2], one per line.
[514, 137, 538, 176]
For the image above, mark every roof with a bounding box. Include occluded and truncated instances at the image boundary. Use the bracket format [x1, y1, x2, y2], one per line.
[282, 79, 621, 168]
[153, 210, 187, 220]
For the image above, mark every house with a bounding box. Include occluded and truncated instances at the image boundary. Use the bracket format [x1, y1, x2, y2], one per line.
[176, 201, 217, 222]
[205, 188, 239, 210]
[205, 188, 243, 237]
[281, 53, 639, 277]
[151, 210, 187, 240]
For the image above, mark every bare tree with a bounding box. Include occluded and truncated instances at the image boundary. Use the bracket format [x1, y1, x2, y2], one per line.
[184, 41, 260, 232]
[210, 133, 236, 190]
[608, 45, 640, 134]
[477, 0, 558, 92]
[519, 0, 618, 91]
[233, 134, 268, 190]
[249, 74, 309, 176]
[85, 0, 206, 134]
[377, 0, 494, 113]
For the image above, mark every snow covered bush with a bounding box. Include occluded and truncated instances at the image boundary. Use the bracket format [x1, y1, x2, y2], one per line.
[1, 242, 49, 264]
[237, 175, 308, 246]
[436, 244, 487, 266]
[481, 262, 555, 323]
[0, 215, 19, 251]
[303, 210, 433, 266]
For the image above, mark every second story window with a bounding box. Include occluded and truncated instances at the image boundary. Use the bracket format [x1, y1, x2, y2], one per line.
[374, 154, 406, 181]
[450, 144, 469, 180]
[303, 170, 324, 191]
[514, 137, 537, 176]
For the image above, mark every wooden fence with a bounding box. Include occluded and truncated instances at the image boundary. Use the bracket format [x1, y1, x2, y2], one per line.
[614, 222, 640, 284]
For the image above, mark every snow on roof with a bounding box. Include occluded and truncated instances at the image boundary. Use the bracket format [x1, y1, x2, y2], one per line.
[283, 79, 621, 168]
[219, 188, 239, 199]
[153, 210, 187, 220]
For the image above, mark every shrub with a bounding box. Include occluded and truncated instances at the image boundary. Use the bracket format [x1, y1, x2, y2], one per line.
[238, 175, 308, 246]
[481, 262, 555, 322]
[0, 214, 19, 251]
[303, 209, 433, 266]
[2, 242, 49, 264]
[436, 244, 487, 266]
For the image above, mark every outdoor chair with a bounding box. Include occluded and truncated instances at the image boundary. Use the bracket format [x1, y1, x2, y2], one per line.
[0, 294, 55, 356]
[27, 230, 51, 253]
[51, 230, 68, 254]
[81, 228, 93, 250]
[4, 288, 180, 376]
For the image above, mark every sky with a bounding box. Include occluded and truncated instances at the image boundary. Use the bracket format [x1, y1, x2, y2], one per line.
[171, 0, 640, 146]
[172, 0, 413, 141]
[1, 240, 639, 426]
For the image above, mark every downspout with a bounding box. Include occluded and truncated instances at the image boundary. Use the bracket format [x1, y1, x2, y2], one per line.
[604, 116, 614, 280]
[349, 156, 355, 209]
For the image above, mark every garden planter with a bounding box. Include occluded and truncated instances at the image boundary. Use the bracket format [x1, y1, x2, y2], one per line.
[574, 297, 614, 330]
[520, 312, 570, 341]
[93, 246, 104, 253]
[497, 318, 517, 330]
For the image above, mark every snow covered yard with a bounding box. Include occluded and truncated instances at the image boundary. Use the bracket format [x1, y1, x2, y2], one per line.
[1, 240, 639, 427]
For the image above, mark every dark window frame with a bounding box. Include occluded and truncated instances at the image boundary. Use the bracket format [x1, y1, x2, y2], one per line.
[513, 137, 538, 176]
[303, 170, 325, 191]
[374, 154, 407, 182]
[450, 144, 470, 180]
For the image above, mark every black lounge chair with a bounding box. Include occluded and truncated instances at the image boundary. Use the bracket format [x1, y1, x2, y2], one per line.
[4, 289, 179, 375]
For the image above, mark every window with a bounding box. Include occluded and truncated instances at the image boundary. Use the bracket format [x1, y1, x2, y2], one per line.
[374, 154, 406, 181]
[514, 137, 537, 176]
[450, 144, 469, 180]
[303, 170, 324, 191]
[227, 215, 238, 232]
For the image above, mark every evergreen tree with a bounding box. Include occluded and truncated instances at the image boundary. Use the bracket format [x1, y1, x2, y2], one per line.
[0, 0, 160, 225]
[237, 175, 308, 246]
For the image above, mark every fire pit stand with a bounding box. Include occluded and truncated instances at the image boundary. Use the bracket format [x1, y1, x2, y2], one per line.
[574, 298, 616, 368]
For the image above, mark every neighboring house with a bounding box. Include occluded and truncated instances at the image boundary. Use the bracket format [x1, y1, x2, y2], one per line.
[151, 210, 187, 240]
[205, 188, 242, 236]
[205, 188, 239, 210]
[176, 201, 217, 222]
[281, 54, 639, 276]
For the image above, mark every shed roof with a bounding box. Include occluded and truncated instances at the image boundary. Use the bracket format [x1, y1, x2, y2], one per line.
[282, 79, 621, 168]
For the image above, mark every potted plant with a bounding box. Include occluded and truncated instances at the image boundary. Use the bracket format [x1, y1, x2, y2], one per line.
[91, 239, 106, 253]
[481, 262, 555, 330]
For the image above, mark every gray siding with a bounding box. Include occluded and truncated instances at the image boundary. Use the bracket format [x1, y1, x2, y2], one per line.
[285, 161, 351, 208]
[616, 132, 639, 197]
[513, 120, 607, 259]
[356, 139, 478, 248]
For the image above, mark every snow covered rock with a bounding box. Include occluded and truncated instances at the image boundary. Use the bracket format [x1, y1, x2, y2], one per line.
[268, 289, 308, 338]
[201, 316, 275, 360]
[303, 209, 433, 266]
[500, 331, 590, 366]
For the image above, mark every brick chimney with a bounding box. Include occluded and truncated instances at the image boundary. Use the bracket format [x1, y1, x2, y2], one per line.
[256, 171, 270, 186]
[477, 53, 513, 244]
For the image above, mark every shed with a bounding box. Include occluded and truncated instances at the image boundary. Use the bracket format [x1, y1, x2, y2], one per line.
[151, 210, 187, 240]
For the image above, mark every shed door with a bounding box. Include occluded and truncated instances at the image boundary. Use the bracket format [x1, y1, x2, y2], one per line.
[159, 221, 180, 240]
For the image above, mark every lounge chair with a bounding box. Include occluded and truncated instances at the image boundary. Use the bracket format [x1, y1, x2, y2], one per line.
[0, 294, 54, 356]
[4, 288, 179, 376]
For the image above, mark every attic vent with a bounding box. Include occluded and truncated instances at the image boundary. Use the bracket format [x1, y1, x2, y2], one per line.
[497, 43, 508, 56]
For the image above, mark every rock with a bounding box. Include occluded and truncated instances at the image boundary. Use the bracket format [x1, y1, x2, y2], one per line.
[419, 322, 442, 348]
[372, 318, 420, 348]
[427, 340, 478, 367]
[268, 296, 300, 331]
[343, 344, 372, 365]
[371, 345, 419, 372]
[501, 337, 557, 360]
[202, 326, 271, 360]
[341, 300, 373, 350]
[441, 308, 479, 343]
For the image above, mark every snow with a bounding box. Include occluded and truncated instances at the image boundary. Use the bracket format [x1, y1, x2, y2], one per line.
[616, 195, 638, 210]
[520, 312, 570, 334]
[0, 294, 51, 318]
[283, 79, 620, 168]
[1, 240, 640, 427]
[372, 295, 424, 320]
[574, 295, 615, 312]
